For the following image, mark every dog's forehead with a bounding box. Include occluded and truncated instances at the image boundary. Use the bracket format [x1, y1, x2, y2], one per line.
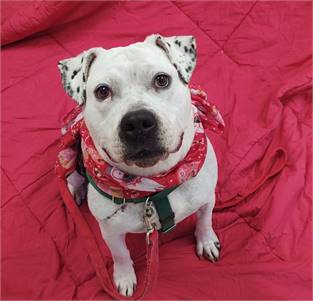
[91, 42, 172, 75]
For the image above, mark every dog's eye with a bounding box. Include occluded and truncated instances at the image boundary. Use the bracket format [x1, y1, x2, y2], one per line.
[94, 85, 112, 100]
[153, 73, 171, 89]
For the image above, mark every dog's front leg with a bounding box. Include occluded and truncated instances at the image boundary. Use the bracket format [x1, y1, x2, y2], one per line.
[99, 225, 137, 297]
[195, 199, 221, 262]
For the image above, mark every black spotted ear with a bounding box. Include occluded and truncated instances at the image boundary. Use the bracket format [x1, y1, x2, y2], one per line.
[58, 48, 102, 105]
[146, 34, 197, 84]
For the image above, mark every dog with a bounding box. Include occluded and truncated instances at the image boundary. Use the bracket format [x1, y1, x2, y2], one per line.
[58, 34, 220, 297]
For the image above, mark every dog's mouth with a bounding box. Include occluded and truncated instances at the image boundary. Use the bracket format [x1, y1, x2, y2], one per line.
[102, 147, 118, 163]
[125, 149, 168, 168]
[168, 132, 184, 154]
[102, 133, 184, 168]
[124, 132, 184, 168]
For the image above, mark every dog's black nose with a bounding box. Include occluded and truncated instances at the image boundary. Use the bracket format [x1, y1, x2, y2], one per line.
[120, 109, 157, 140]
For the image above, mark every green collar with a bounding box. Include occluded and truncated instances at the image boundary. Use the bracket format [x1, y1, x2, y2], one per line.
[86, 172, 177, 233]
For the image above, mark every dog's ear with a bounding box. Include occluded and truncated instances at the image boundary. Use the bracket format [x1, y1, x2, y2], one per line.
[58, 48, 102, 105]
[146, 34, 197, 84]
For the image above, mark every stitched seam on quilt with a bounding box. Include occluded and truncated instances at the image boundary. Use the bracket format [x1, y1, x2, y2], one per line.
[1, 167, 55, 205]
[171, 1, 257, 67]
[170, 1, 223, 49]
[48, 33, 75, 57]
[217, 129, 275, 198]
[221, 1, 258, 47]
[1, 35, 73, 92]
[234, 211, 286, 262]
[1, 167, 81, 287]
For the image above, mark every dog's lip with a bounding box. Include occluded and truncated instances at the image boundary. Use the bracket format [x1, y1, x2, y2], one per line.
[124, 152, 168, 168]
[169, 132, 184, 154]
[101, 147, 118, 163]
[127, 149, 164, 160]
[124, 132, 184, 168]
[102, 132, 184, 168]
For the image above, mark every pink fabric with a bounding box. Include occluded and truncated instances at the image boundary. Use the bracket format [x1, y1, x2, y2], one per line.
[1, 1, 312, 299]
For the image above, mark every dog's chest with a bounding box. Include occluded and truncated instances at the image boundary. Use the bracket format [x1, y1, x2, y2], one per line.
[88, 183, 209, 234]
[87, 141, 217, 234]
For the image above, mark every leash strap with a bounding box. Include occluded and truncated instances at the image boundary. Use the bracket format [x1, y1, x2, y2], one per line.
[58, 177, 159, 300]
[86, 171, 176, 233]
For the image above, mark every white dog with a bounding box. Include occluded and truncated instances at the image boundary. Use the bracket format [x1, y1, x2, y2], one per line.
[58, 34, 220, 297]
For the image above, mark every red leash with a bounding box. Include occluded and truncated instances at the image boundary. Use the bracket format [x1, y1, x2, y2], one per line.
[58, 178, 159, 300]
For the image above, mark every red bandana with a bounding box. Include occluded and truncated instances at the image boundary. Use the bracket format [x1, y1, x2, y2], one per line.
[55, 86, 225, 199]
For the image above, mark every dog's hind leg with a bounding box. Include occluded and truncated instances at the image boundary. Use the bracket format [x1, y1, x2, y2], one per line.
[99, 227, 137, 297]
[195, 196, 220, 262]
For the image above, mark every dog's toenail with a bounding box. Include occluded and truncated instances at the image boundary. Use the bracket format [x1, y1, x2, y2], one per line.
[214, 242, 221, 250]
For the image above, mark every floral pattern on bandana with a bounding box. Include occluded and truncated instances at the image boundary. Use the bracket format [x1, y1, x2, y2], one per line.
[55, 87, 225, 200]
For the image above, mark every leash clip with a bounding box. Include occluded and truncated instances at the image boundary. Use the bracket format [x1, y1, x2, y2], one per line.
[144, 197, 156, 245]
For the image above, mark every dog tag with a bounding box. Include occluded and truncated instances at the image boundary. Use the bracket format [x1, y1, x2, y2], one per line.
[144, 201, 156, 244]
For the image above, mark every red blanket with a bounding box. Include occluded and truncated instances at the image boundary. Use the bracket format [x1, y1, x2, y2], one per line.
[2, 1, 312, 299]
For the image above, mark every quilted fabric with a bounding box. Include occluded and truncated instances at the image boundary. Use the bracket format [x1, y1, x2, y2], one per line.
[1, 1, 312, 299]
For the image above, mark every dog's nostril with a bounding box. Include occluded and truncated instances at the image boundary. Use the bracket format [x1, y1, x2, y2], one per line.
[142, 119, 153, 129]
[124, 122, 135, 132]
[120, 109, 157, 138]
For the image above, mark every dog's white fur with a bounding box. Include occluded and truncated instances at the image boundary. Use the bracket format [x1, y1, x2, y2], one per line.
[59, 34, 220, 296]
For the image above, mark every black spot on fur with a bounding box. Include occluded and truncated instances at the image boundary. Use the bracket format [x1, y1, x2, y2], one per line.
[184, 46, 188, 53]
[174, 40, 181, 47]
[77, 87, 80, 93]
[82, 73, 86, 82]
[66, 84, 73, 96]
[81, 57, 84, 63]
[71, 70, 78, 79]
[83, 89, 86, 100]
[191, 43, 195, 49]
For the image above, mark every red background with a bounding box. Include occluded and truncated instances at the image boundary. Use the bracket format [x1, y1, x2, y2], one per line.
[1, 1, 312, 299]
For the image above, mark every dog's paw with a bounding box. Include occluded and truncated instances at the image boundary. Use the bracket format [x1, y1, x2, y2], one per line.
[68, 183, 87, 206]
[114, 263, 137, 297]
[67, 171, 87, 206]
[195, 229, 221, 262]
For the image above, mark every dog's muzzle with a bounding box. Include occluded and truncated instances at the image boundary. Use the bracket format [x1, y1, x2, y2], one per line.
[119, 109, 165, 162]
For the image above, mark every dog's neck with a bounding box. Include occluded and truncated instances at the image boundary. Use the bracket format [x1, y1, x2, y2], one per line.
[94, 109, 195, 177]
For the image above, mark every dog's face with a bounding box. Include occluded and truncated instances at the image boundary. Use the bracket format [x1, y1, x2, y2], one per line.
[58, 34, 197, 176]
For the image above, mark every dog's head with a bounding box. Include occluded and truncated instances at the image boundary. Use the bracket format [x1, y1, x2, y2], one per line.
[58, 34, 197, 176]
